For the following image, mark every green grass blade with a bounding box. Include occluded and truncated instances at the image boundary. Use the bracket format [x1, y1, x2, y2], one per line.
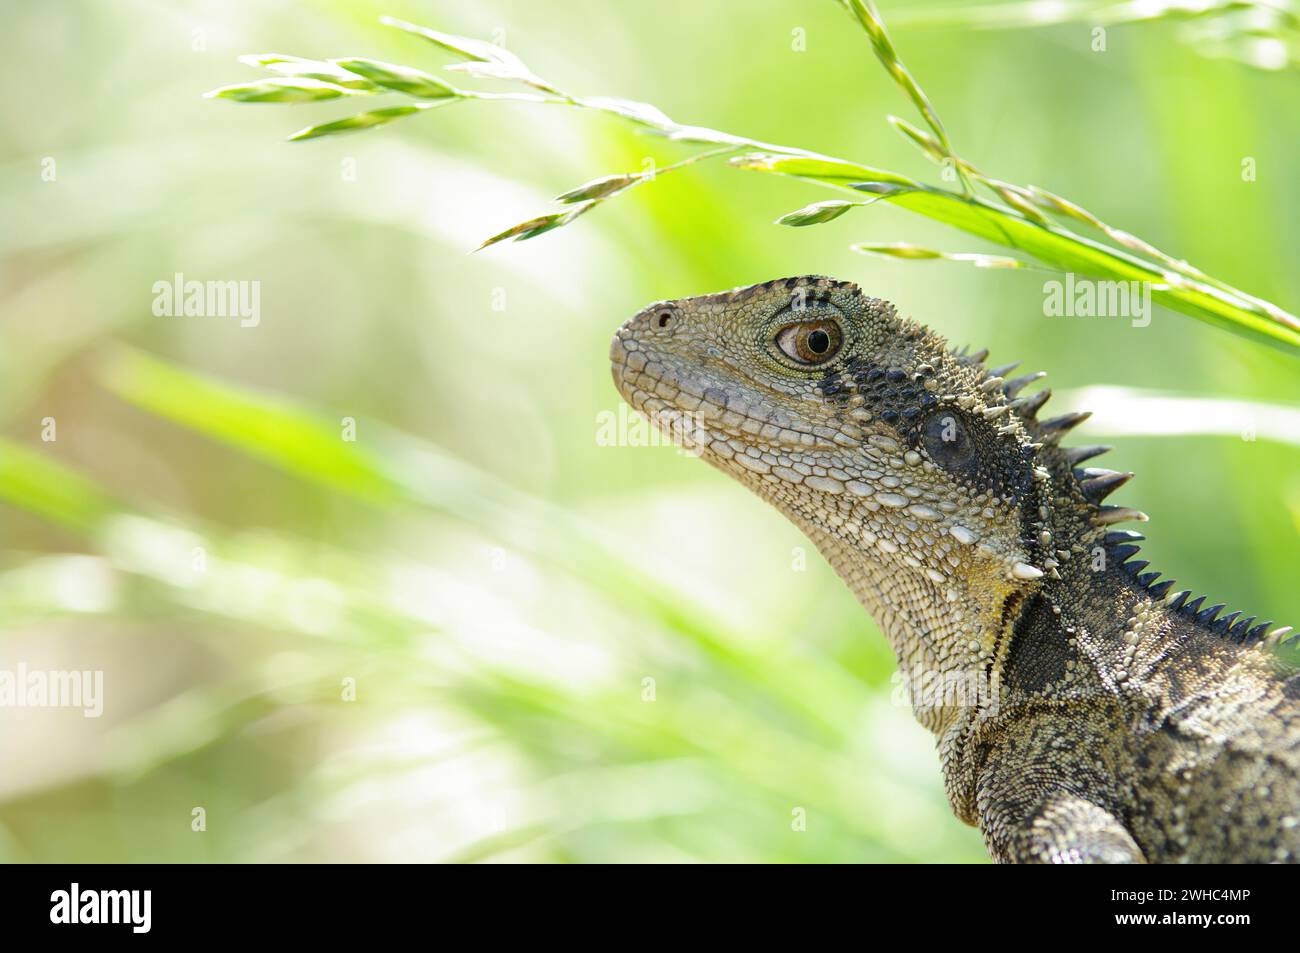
[204, 78, 364, 103]
[884, 187, 1300, 352]
[0, 441, 119, 533]
[734, 160, 1300, 353]
[836, 0, 967, 191]
[775, 200, 861, 226]
[237, 54, 378, 90]
[329, 57, 458, 99]
[851, 242, 1030, 268]
[97, 348, 400, 504]
[287, 102, 447, 141]
[730, 152, 916, 187]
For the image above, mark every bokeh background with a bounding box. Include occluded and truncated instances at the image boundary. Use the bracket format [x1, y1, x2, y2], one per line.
[1, 0, 1297, 862]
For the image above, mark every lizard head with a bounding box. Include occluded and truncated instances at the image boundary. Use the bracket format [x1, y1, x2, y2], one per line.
[610, 276, 1135, 691]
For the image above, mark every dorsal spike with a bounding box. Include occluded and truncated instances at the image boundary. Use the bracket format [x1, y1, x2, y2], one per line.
[1229, 615, 1256, 640]
[1168, 590, 1191, 610]
[988, 361, 1021, 378]
[1148, 579, 1175, 598]
[968, 348, 989, 364]
[1039, 411, 1092, 444]
[1003, 371, 1045, 398]
[1213, 610, 1242, 634]
[1019, 388, 1052, 417]
[1077, 469, 1134, 503]
[1094, 506, 1148, 526]
[1109, 543, 1141, 563]
[1123, 559, 1150, 576]
[1136, 571, 1161, 587]
[1062, 444, 1112, 465]
[1104, 529, 1145, 544]
[1183, 596, 1207, 616]
[1196, 602, 1226, 625]
[1246, 621, 1274, 645]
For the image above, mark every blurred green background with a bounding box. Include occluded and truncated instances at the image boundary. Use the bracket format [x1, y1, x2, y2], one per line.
[1, 0, 1297, 862]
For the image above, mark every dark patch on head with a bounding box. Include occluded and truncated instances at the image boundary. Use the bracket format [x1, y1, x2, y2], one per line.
[817, 349, 1037, 509]
[812, 338, 1038, 516]
[902, 404, 1034, 506]
[815, 365, 852, 406]
[845, 361, 930, 426]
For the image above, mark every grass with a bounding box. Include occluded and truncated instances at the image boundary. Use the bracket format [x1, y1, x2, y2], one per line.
[206, 1, 1300, 354]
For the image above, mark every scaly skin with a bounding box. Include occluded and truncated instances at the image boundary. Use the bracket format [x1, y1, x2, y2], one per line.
[610, 276, 1300, 863]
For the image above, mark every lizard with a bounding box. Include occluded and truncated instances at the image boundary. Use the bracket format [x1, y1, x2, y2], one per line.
[609, 275, 1300, 863]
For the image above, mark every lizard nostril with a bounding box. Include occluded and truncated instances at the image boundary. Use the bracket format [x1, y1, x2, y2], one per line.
[657, 310, 673, 328]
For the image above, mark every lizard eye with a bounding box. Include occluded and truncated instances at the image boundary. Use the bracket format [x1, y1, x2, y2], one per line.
[921, 410, 977, 471]
[774, 319, 843, 365]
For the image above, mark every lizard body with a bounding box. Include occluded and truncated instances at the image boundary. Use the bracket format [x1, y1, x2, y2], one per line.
[610, 276, 1300, 863]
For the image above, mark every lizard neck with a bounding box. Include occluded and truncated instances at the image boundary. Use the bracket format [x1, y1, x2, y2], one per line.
[800, 519, 1013, 737]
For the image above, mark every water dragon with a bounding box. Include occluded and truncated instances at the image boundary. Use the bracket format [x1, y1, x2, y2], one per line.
[610, 275, 1299, 863]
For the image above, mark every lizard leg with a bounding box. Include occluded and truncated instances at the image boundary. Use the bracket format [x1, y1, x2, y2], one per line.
[987, 793, 1146, 864]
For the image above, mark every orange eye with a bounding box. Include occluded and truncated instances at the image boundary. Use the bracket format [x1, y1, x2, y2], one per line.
[775, 320, 843, 365]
